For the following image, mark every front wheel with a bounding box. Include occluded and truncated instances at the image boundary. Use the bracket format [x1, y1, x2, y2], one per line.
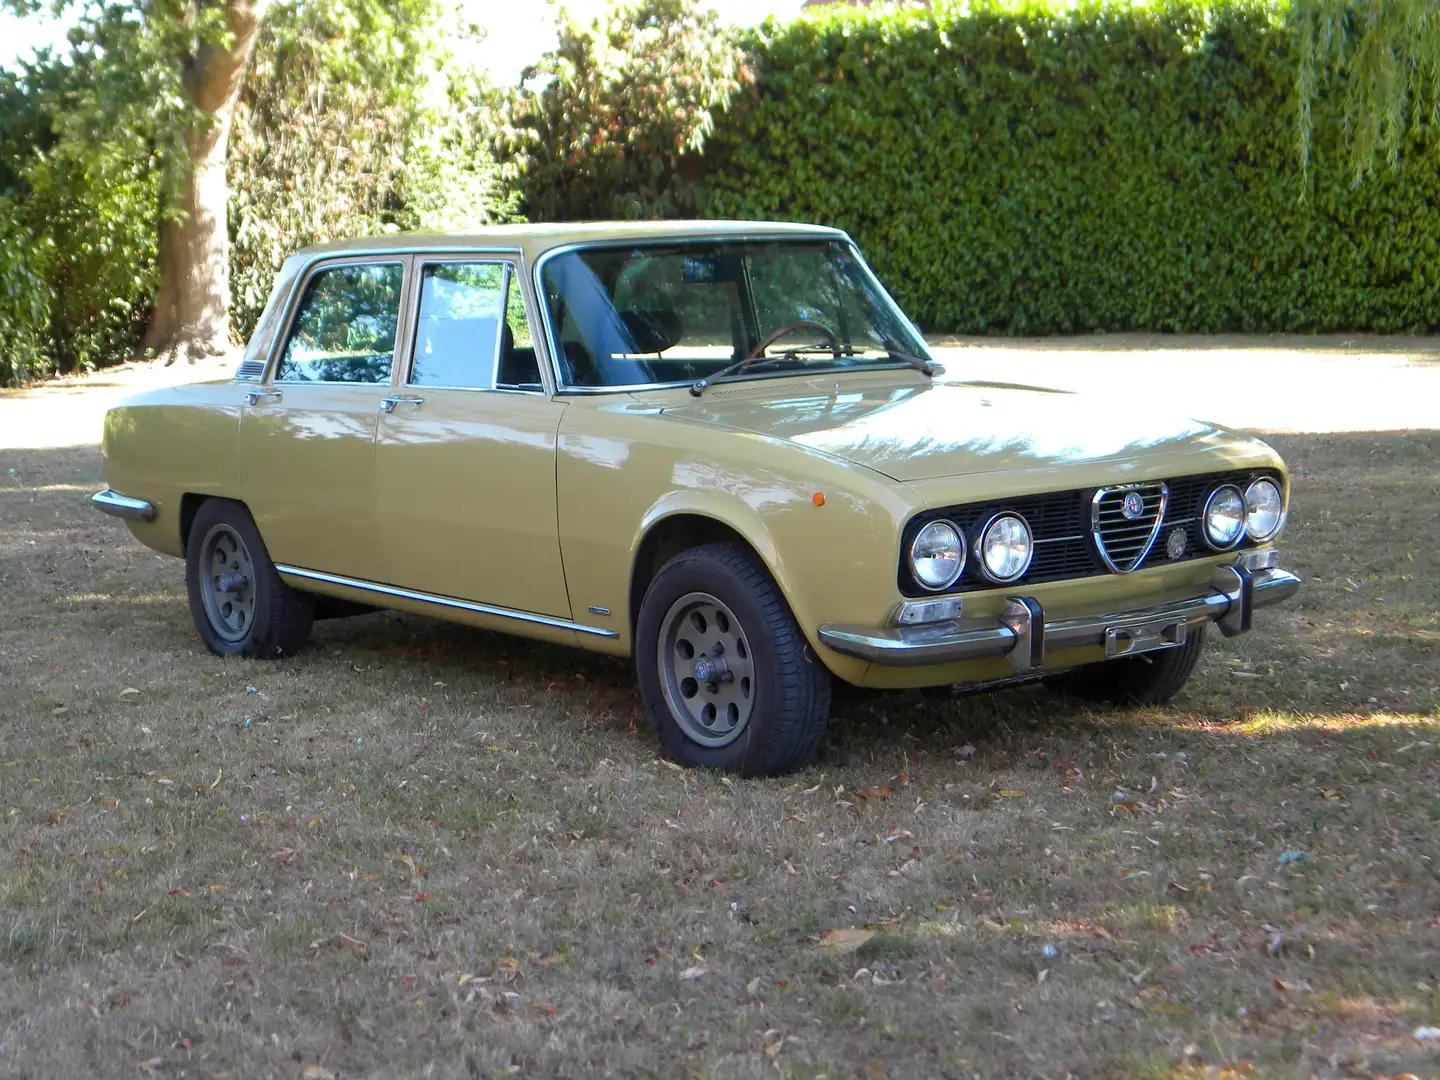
[185, 498, 313, 658]
[1045, 624, 1208, 705]
[636, 543, 831, 776]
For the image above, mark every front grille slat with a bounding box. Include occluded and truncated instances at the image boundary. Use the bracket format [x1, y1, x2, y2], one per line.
[898, 467, 1281, 596]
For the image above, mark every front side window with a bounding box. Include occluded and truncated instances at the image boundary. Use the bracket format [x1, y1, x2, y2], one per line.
[409, 261, 543, 391]
[539, 239, 930, 389]
[276, 262, 404, 384]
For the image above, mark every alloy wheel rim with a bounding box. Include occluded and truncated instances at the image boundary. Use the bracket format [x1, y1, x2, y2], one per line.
[199, 523, 257, 643]
[657, 591, 756, 748]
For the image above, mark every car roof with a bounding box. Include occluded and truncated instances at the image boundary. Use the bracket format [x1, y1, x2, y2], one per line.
[296, 219, 850, 261]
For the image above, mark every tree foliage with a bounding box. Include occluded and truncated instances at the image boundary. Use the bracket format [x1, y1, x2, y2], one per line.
[228, 0, 518, 336]
[0, 16, 174, 384]
[1295, 0, 1440, 179]
[491, 0, 752, 221]
[0, 0, 517, 384]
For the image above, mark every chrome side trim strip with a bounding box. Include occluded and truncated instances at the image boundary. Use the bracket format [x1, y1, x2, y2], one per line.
[91, 489, 156, 522]
[818, 565, 1301, 668]
[273, 565, 619, 639]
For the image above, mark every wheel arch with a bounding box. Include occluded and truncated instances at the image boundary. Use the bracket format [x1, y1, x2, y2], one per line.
[628, 510, 787, 643]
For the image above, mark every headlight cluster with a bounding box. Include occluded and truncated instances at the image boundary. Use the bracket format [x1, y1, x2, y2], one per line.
[1203, 477, 1285, 549]
[908, 512, 1034, 591]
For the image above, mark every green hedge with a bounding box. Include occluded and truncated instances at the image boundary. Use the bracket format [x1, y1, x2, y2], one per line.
[696, 0, 1440, 334]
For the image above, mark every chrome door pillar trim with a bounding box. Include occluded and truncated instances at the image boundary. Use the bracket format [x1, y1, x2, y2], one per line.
[274, 564, 619, 639]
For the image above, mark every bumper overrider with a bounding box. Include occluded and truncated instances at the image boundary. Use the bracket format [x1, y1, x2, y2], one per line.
[818, 552, 1300, 670]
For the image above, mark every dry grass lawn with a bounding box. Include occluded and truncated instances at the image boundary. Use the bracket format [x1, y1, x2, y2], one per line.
[1, 396, 1437, 1077]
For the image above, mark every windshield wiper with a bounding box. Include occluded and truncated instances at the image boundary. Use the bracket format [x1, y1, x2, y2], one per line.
[791, 342, 940, 378]
[689, 355, 792, 397]
[689, 345, 939, 397]
[876, 346, 940, 377]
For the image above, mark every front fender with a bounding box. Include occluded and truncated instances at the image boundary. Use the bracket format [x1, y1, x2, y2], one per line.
[556, 400, 917, 676]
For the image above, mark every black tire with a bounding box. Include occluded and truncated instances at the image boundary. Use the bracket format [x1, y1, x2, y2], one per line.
[636, 542, 831, 776]
[185, 498, 313, 658]
[1045, 624, 1207, 706]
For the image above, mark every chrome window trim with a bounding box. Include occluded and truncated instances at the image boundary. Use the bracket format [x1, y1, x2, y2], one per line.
[530, 231, 933, 396]
[972, 511, 1036, 584]
[274, 564, 618, 639]
[1091, 482, 1170, 574]
[404, 257, 547, 397]
[271, 256, 412, 389]
[250, 248, 526, 387]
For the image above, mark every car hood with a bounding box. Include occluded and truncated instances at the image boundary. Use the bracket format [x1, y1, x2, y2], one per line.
[659, 376, 1265, 483]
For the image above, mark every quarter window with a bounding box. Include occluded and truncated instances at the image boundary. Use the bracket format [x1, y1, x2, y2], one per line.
[276, 262, 404, 384]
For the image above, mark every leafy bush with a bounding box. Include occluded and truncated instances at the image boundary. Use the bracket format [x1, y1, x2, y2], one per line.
[492, 0, 753, 221]
[0, 197, 52, 386]
[0, 43, 161, 384]
[694, 0, 1440, 334]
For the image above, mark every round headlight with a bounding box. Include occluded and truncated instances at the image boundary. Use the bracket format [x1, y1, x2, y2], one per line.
[1244, 478, 1284, 541]
[1203, 485, 1247, 549]
[909, 520, 964, 591]
[977, 513, 1033, 583]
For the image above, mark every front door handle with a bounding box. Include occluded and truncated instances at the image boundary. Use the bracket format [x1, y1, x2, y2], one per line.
[244, 388, 282, 406]
[380, 395, 425, 414]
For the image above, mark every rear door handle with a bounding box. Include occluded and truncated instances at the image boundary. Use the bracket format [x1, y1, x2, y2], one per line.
[244, 388, 282, 406]
[380, 395, 425, 414]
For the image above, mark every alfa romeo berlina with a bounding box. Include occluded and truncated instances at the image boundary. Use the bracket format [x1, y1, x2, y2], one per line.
[94, 221, 1300, 775]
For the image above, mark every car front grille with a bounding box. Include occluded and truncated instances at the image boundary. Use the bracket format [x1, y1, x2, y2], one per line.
[1092, 481, 1167, 573]
[898, 468, 1281, 596]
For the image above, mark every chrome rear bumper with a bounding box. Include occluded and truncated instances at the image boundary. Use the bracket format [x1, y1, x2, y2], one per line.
[91, 489, 155, 522]
[818, 562, 1300, 669]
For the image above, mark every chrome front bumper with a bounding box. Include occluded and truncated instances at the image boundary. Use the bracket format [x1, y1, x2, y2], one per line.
[91, 489, 155, 522]
[818, 560, 1301, 670]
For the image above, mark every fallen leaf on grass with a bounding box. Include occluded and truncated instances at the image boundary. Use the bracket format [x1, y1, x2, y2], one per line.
[816, 928, 874, 955]
[119, 687, 140, 697]
[300, 1067, 339, 1080]
[856, 786, 891, 801]
[679, 965, 708, 981]
[995, 790, 1028, 798]
[396, 852, 419, 878]
[531, 1002, 557, 1015]
[1273, 978, 1312, 993]
[1166, 882, 1193, 896]
[167, 889, 189, 897]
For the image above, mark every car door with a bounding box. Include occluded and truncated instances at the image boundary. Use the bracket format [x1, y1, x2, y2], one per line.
[238, 256, 409, 582]
[372, 256, 571, 618]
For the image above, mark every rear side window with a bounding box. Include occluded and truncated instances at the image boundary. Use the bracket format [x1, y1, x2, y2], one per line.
[276, 262, 404, 384]
[409, 261, 543, 391]
[410, 262, 506, 389]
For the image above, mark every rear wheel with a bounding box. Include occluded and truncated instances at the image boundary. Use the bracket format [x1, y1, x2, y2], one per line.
[185, 499, 313, 658]
[1045, 624, 1207, 705]
[636, 542, 831, 776]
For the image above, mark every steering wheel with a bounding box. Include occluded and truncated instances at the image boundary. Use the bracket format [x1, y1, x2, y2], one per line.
[747, 319, 842, 360]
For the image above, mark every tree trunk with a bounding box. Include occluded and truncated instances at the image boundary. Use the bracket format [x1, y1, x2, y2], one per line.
[142, 0, 270, 363]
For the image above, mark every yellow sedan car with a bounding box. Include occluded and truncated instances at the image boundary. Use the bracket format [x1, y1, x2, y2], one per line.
[94, 221, 1299, 775]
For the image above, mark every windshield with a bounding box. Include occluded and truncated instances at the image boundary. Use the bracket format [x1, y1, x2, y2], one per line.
[538, 239, 931, 389]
